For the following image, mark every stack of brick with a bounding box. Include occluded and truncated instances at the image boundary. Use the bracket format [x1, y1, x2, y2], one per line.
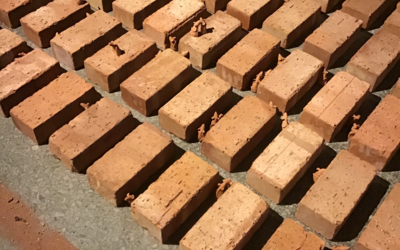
[0, 29, 30, 69]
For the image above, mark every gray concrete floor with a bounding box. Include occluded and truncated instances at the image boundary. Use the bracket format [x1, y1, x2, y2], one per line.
[1, 6, 400, 250]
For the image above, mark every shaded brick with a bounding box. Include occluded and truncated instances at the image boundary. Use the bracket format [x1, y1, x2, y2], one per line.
[382, 2, 400, 35]
[311, 0, 345, 13]
[204, 0, 231, 14]
[0, 0, 52, 28]
[0, 29, 30, 69]
[86, 0, 115, 12]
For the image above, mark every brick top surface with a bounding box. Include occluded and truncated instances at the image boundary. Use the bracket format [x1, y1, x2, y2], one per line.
[159, 71, 231, 127]
[0, 29, 25, 55]
[203, 95, 276, 157]
[0, 0, 29, 12]
[50, 11, 121, 54]
[343, 0, 388, 14]
[113, 0, 157, 14]
[132, 151, 218, 228]
[10, 72, 93, 128]
[228, 0, 273, 15]
[0, 49, 58, 101]
[218, 29, 280, 76]
[85, 30, 156, 76]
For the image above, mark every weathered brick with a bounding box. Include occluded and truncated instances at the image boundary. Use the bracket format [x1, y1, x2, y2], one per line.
[382, 2, 400, 35]
[0, 49, 63, 117]
[180, 182, 268, 250]
[86, 0, 114, 12]
[20, 0, 91, 48]
[50, 11, 125, 70]
[391, 78, 400, 99]
[204, 0, 231, 14]
[87, 122, 175, 206]
[247, 122, 324, 204]
[257, 49, 324, 113]
[0, 0, 52, 28]
[10, 72, 101, 145]
[217, 29, 280, 90]
[202, 95, 277, 172]
[0, 29, 30, 69]
[84, 30, 158, 92]
[121, 49, 196, 116]
[296, 150, 376, 239]
[132, 151, 219, 243]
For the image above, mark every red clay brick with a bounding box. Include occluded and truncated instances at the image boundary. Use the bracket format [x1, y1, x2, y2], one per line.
[179, 11, 242, 69]
[257, 49, 324, 113]
[303, 10, 363, 68]
[180, 182, 269, 250]
[247, 122, 324, 204]
[349, 94, 400, 171]
[262, 218, 325, 250]
[84, 30, 158, 93]
[159, 71, 232, 141]
[0, 0, 52, 28]
[121, 49, 196, 116]
[355, 183, 400, 250]
[131, 151, 219, 243]
[296, 150, 376, 239]
[86, 0, 114, 12]
[311, 0, 344, 13]
[0, 29, 30, 69]
[202, 95, 277, 172]
[391, 78, 400, 99]
[300, 72, 369, 142]
[262, 0, 321, 48]
[49, 98, 137, 173]
[50, 11, 125, 70]
[226, 0, 282, 31]
[0, 49, 63, 117]
[20, 0, 91, 48]
[112, 0, 171, 30]
[143, 0, 208, 49]
[217, 28, 280, 90]
[382, 2, 400, 35]
[342, 0, 398, 29]
[204, 0, 231, 14]
[87, 122, 175, 206]
[10, 72, 101, 145]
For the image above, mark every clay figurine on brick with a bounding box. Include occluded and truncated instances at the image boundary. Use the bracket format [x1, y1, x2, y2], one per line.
[80, 103, 90, 110]
[313, 168, 326, 182]
[281, 112, 289, 129]
[210, 112, 223, 128]
[109, 42, 125, 56]
[190, 18, 207, 38]
[125, 193, 135, 205]
[216, 178, 233, 199]
[251, 71, 265, 93]
[198, 124, 206, 142]
[348, 123, 360, 140]
[278, 54, 285, 65]
[169, 37, 177, 51]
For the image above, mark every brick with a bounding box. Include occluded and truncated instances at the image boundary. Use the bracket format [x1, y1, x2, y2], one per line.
[202, 95, 277, 172]
[217, 29, 280, 90]
[342, 0, 398, 29]
[159, 71, 232, 141]
[20, 0, 91, 48]
[0, 0, 52, 28]
[303, 10, 363, 68]
[86, 0, 114, 12]
[257, 49, 324, 113]
[112, 0, 171, 30]
[296, 150, 376, 239]
[84, 30, 158, 93]
[180, 182, 269, 250]
[49, 98, 137, 173]
[311, 0, 344, 13]
[179, 11, 242, 69]
[382, 2, 400, 35]
[355, 184, 400, 250]
[349, 95, 400, 171]
[391, 78, 400, 99]
[132, 151, 219, 243]
[262, 219, 325, 250]
[121, 49, 196, 116]
[226, 0, 282, 31]
[247, 122, 324, 204]
[0, 49, 63, 117]
[204, 0, 231, 14]
[262, 0, 321, 49]
[0, 29, 30, 69]
[50, 11, 125, 70]
[10, 72, 101, 145]
[300, 72, 369, 142]
[143, 0, 208, 49]
[87, 122, 175, 206]
[347, 29, 400, 92]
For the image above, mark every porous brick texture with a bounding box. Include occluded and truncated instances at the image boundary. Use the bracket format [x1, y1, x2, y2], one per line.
[300, 71, 369, 142]
[0, 49, 63, 117]
[50, 10, 125, 70]
[86, 0, 115, 12]
[247, 122, 324, 204]
[0, 29, 30, 69]
[257, 49, 324, 113]
[202, 95, 277, 172]
[217, 28, 280, 90]
[87, 122, 175, 206]
[180, 182, 269, 250]
[9, 72, 101, 145]
[391, 78, 400, 99]
[49, 98, 137, 173]
[311, 0, 344, 13]
[20, 0, 91, 48]
[382, 2, 400, 35]
[179, 11, 242, 69]
[84, 30, 158, 92]
[131, 151, 219, 243]
[349, 94, 400, 171]
[159, 71, 233, 141]
[204, 0, 231, 14]
[296, 150, 376, 239]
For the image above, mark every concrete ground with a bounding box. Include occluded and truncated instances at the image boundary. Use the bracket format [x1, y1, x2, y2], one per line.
[1, 7, 400, 250]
